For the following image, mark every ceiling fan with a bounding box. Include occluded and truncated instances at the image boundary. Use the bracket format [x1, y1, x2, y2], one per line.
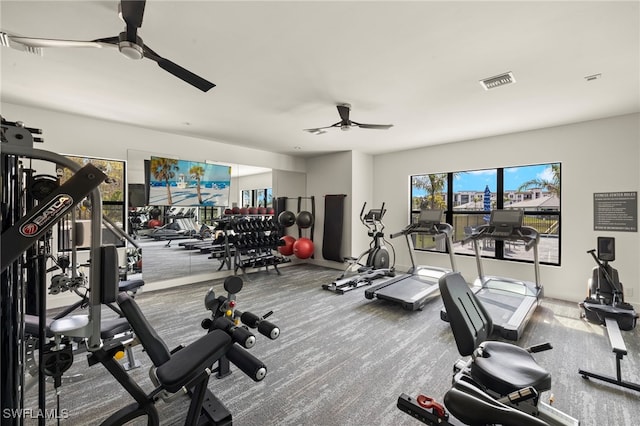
[304, 103, 393, 135]
[4, 0, 215, 92]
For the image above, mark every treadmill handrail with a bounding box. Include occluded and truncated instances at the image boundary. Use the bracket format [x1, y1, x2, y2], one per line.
[468, 224, 539, 245]
[470, 223, 541, 290]
[391, 222, 453, 237]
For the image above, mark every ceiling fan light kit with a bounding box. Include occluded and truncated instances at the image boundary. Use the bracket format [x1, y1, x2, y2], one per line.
[117, 32, 144, 60]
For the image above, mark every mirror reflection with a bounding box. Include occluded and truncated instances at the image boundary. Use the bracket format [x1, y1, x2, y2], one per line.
[126, 149, 272, 283]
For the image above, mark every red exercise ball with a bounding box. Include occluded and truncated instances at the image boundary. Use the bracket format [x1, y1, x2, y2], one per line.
[278, 235, 296, 256]
[293, 237, 314, 259]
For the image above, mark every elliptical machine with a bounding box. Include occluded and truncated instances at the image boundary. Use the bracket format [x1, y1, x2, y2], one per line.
[323, 202, 395, 294]
[580, 236, 637, 330]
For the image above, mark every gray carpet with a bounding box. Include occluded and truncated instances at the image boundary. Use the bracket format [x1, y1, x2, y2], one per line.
[25, 264, 640, 425]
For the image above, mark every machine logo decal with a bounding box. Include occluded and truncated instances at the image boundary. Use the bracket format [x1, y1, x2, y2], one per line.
[19, 194, 74, 237]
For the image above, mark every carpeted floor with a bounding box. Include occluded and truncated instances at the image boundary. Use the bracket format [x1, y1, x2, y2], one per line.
[24, 264, 640, 425]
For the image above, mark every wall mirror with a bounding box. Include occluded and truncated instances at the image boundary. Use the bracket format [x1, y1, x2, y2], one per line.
[126, 149, 272, 284]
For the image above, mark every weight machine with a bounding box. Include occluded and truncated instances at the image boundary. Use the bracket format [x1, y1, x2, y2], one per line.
[1, 116, 109, 425]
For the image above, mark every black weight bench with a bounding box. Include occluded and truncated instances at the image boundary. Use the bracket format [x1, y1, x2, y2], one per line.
[579, 316, 640, 392]
[89, 292, 235, 425]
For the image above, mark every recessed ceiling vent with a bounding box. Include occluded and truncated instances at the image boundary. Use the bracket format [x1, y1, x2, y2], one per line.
[480, 72, 515, 90]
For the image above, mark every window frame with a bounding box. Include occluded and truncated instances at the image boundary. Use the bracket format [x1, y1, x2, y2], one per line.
[410, 163, 561, 266]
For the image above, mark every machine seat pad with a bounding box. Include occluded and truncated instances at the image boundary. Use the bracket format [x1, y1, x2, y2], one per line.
[24, 314, 55, 338]
[471, 341, 551, 395]
[100, 317, 132, 339]
[119, 279, 145, 292]
[25, 315, 131, 340]
[156, 330, 232, 393]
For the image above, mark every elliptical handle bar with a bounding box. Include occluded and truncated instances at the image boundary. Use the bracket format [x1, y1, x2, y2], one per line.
[390, 230, 405, 239]
[360, 202, 367, 220]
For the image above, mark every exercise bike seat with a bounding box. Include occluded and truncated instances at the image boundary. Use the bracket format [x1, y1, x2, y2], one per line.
[472, 341, 551, 395]
[444, 377, 548, 426]
[439, 272, 551, 395]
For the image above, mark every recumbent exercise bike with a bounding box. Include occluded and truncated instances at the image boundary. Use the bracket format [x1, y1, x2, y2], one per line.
[398, 272, 580, 425]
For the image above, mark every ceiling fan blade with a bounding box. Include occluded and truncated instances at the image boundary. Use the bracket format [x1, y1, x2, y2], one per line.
[7, 36, 112, 48]
[353, 123, 394, 130]
[120, 0, 146, 30]
[336, 104, 351, 122]
[303, 121, 341, 133]
[143, 45, 215, 92]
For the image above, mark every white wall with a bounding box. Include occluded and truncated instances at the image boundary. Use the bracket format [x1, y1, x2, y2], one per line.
[350, 151, 374, 260]
[5, 102, 639, 305]
[305, 152, 352, 267]
[236, 171, 273, 206]
[374, 113, 640, 304]
[272, 169, 307, 200]
[1, 102, 306, 307]
[1, 103, 306, 174]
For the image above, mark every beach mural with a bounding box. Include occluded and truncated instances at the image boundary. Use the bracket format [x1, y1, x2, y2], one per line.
[148, 156, 231, 206]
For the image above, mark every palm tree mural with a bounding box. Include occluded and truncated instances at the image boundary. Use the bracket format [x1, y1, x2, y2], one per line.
[517, 163, 560, 196]
[151, 157, 179, 205]
[190, 164, 205, 204]
[413, 173, 447, 209]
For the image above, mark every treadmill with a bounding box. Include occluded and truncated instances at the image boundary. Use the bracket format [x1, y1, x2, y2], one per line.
[440, 209, 543, 341]
[364, 209, 457, 311]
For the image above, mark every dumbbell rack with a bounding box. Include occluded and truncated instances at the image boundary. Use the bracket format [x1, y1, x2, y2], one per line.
[222, 215, 290, 276]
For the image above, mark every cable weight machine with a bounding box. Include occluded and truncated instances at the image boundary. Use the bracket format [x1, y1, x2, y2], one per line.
[1, 116, 109, 425]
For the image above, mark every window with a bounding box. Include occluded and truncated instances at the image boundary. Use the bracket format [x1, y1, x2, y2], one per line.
[58, 155, 127, 250]
[410, 163, 560, 266]
[241, 188, 273, 208]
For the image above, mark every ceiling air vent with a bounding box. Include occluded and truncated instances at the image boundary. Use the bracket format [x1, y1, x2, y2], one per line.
[480, 72, 515, 90]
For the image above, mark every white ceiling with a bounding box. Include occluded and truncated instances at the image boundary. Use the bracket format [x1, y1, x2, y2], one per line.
[1, 1, 638, 158]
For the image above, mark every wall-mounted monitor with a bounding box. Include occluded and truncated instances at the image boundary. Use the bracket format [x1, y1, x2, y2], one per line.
[148, 156, 231, 207]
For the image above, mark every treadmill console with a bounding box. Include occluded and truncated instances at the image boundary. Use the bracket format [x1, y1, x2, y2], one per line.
[418, 209, 443, 228]
[489, 209, 523, 237]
